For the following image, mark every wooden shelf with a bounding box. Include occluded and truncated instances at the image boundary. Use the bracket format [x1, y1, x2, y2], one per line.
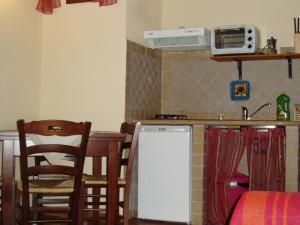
[210, 53, 300, 79]
[210, 53, 300, 62]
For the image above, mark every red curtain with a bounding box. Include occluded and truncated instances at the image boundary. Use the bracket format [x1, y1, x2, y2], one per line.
[36, 0, 61, 14]
[204, 128, 245, 225]
[244, 128, 285, 191]
[36, 0, 117, 14]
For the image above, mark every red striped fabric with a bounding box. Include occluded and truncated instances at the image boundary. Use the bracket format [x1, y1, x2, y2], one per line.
[229, 191, 300, 225]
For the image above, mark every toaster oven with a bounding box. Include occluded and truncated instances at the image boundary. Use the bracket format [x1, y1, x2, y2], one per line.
[211, 24, 258, 55]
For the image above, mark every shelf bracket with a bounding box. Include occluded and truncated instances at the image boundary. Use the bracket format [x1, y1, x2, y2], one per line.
[287, 57, 292, 79]
[237, 60, 242, 80]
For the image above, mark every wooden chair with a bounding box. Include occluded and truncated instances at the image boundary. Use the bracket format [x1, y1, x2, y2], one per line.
[16, 119, 91, 225]
[82, 122, 141, 225]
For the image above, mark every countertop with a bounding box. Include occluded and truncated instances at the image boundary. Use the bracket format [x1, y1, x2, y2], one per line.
[141, 119, 300, 126]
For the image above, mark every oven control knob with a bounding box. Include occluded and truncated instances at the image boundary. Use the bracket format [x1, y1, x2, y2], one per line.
[247, 29, 252, 34]
[248, 37, 252, 41]
[248, 44, 252, 49]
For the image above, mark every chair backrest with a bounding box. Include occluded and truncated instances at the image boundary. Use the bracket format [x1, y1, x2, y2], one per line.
[119, 122, 140, 180]
[119, 122, 141, 224]
[17, 119, 91, 223]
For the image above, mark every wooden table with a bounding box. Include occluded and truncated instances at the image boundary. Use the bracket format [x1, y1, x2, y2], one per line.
[0, 130, 126, 225]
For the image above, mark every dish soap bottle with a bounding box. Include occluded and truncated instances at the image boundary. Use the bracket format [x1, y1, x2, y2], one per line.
[276, 92, 290, 121]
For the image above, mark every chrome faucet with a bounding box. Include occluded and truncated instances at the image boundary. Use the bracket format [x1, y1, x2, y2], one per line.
[241, 103, 272, 120]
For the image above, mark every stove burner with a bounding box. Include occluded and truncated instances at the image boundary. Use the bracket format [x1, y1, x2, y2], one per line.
[154, 114, 188, 120]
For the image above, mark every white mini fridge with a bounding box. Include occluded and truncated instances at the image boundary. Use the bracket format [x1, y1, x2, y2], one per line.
[138, 125, 192, 223]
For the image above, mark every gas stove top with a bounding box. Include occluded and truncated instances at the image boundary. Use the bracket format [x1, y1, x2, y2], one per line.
[154, 114, 188, 120]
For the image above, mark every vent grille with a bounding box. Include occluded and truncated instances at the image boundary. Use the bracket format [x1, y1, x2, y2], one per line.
[144, 28, 211, 51]
[153, 36, 201, 48]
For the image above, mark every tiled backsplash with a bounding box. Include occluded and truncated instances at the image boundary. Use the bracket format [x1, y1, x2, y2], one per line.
[125, 41, 162, 121]
[161, 51, 300, 120]
[126, 40, 300, 120]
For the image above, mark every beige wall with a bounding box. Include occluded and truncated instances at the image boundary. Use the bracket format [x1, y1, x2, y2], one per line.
[126, 0, 162, 46]
[39, 1, 126, 131]
[161, 0, 300, 48]
[0, 0, 42, 129]
[0, 0, 161, 132]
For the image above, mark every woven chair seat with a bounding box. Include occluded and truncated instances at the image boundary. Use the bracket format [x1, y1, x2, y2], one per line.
[38, 174, 71, 180]
[17, 179, 74, 193]
[82, 174, 126, 186]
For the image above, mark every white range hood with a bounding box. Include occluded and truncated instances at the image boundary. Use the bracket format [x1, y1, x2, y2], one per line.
[144, 27, 211, 51]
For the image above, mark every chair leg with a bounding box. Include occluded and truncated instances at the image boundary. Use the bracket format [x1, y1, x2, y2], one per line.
[15, 185, 30, 225]
[123, 187, 130, 225]
[15, 187, 21, 224]
[77, 182, 84, 225]
[93, 187, 101, 225]
[32, 193, 42, 222]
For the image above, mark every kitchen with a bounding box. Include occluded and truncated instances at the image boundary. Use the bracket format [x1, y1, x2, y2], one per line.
[1, 0, 300, 225]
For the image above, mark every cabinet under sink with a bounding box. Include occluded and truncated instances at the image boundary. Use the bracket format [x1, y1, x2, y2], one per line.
[203, 126, 286, 225]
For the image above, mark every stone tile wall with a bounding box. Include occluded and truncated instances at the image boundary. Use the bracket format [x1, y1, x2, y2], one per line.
[286, 126, 299, 192]
[161, 52, 300, 121]
[191, 125, 205, 225]
[125, 41, 162, 121]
